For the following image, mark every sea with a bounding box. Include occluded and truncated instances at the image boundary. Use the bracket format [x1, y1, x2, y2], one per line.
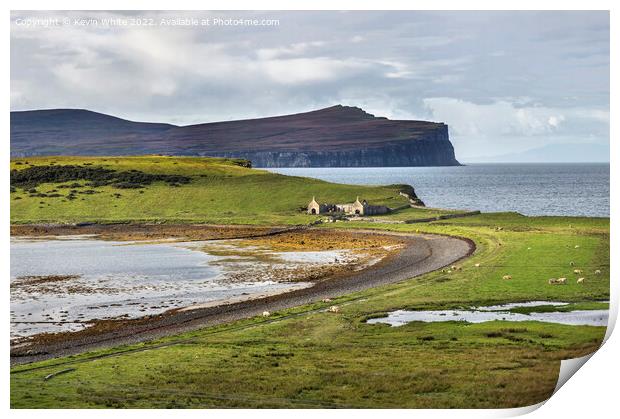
[268, 163, 610, 217]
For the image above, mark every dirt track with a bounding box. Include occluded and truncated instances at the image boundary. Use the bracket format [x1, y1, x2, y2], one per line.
[10, 228, 474, 365]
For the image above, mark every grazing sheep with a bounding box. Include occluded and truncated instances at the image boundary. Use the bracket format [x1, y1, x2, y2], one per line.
[322, 298, 332, 303]
[328, 305, 340, 313]
[595, 269, 602, 275]
[575, 245, 580, 249]
[502, 275, 512, 280]
[548, 277, 567, 285]
[451, 265, 457, 270]
[262, 311, 270, 317]
[474, 263, 481, 267]
[447, 270, 452, 274]
[573, 269, 583, 274]
[577, 277, 585, 284]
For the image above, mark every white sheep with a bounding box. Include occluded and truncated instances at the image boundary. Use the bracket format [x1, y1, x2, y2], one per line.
[548, 277, 567, 285]
[502, 275, 512, 280]
[573, 269, 583, 274]
[577, 277, 585, 284]
[474, 263, 481, 267]
[328, 305, 340, 313]
[262, 311, 270, 317]
[575, 245, 580, 249]
[322, 298, 332, 303]
[595, 269, 602, 275]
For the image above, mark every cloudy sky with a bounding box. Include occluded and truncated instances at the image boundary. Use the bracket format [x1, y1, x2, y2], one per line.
[11, 11, 609, 161]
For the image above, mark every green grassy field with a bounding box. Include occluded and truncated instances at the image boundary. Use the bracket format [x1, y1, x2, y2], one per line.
[10, 206, 610, 408]
[11, 156, 455, 225]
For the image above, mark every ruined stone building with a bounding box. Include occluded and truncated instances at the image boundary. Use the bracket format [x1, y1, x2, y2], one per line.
[307, 196, 390, 216]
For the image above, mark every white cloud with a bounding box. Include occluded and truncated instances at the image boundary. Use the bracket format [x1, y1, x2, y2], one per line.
[258, 57, 370, 84]
[547, 115, 564, 128]
[423, 98, 570, 137]
[256, 41, 326, 60]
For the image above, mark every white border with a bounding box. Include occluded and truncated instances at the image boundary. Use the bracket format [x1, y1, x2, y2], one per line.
[3, 1, 616, 418]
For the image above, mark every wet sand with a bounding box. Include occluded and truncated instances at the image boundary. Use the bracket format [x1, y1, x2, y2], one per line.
[10, 226, 474, 365]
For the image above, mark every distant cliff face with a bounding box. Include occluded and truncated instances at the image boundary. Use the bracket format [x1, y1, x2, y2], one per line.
[10, 105, 460, 167]
[208, 126, 457, 167]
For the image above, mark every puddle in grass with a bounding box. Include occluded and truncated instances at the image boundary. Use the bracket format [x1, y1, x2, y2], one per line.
[10, 236, 370, 340]
[367, 301, 608, 327]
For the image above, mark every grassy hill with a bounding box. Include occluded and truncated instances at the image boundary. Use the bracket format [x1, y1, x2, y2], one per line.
[10, 156, 420, 225]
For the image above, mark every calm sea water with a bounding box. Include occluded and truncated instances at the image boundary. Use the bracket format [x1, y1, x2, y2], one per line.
[269, 163, 610, 217]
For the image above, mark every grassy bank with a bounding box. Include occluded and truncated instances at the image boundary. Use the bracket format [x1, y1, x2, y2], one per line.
[10, 211, 609, 408]
[10, 156, 446, 225]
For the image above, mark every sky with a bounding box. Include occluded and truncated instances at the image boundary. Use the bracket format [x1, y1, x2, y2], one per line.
[10, 11, 609, 161]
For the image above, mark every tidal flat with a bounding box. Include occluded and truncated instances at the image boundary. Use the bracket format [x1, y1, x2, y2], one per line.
[11, 231, 400, 342]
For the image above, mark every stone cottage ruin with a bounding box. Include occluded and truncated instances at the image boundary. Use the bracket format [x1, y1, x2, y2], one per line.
[307, 196, 390, 216]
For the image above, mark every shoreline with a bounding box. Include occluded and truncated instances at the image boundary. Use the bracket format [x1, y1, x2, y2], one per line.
[10, 225, 475, 365]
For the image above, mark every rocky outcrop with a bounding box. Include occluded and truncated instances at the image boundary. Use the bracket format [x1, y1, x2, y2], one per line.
[397, 185, 426, 207]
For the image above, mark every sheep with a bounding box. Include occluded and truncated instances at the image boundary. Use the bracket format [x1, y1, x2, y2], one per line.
[262, 311, 270, 317]
[322, 298, 332, 303]
[569, 261, 575, 266]
[451, 265, 457, 270]
[573, 269, 583, 274]
[474, 263, 481, 267]
[502, 275, 512, 280]
[595, 269, 602, 275]
[577, 277, 585, 284]
[328, 305, 340, 313]
[548, 277, 567, 285]
[575, 245, 580, 249]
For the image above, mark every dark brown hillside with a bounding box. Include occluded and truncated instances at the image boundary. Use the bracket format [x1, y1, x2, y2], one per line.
[10, 105, 460, 167]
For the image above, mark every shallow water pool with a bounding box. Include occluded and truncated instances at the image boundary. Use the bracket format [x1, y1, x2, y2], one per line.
[366, 301, 608, 327]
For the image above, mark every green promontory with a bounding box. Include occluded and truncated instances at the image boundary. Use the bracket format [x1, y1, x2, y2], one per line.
[10, 156, 426, 225]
